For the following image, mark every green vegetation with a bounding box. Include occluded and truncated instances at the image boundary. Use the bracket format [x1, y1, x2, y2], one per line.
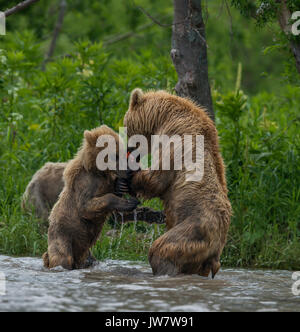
[0, 0, 299, 270]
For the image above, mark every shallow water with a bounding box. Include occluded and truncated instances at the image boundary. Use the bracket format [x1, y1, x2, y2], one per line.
[0, 255, 299, 312]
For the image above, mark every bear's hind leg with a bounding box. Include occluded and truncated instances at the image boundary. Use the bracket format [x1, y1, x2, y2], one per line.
[149, 219, 212, 277]
[149, 255, 178, 276]
[46, 238, 74, 270]
[81, 250, 97, 269]
[200, 257, 221, 279]
[42, 251, 50, 268]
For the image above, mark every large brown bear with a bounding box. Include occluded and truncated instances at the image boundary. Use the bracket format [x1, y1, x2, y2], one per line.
[124, 89, 232, 278]
[43, 125, 139, 270]
[22, 162, 67, 223]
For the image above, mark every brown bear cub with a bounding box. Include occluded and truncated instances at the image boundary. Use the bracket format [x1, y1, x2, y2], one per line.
[124, 89, 232, 278]
[22, 162, 164, 226]
[43, 125, 139, 270]
[22, 162, 67, 223]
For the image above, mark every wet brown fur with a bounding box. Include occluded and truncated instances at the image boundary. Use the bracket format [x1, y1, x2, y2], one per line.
[22, 162, 67, 223]
[43, 126, 139, 270]
[124, 89, 232, 278]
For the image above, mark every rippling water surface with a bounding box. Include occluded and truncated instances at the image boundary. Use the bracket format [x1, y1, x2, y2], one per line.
[0, 255, 299, 312]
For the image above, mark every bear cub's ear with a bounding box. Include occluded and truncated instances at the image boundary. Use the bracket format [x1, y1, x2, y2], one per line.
[84, 130, 95, 147]
[130, 88, 143, 109]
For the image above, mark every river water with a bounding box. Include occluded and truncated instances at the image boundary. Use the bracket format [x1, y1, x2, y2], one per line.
[0, 255, 299, 312]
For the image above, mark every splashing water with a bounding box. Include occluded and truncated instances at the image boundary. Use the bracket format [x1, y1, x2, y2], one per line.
[109, 212, 118, 258]
[116, 213, 124, 251]
[133, 209, 137, 232]
[149, 225, 156, 246]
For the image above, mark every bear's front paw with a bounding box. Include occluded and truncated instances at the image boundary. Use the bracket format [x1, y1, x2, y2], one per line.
[117, 197, 140, 212]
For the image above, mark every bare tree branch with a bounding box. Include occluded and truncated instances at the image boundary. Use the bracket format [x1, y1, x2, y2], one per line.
[4, 0, 40, 17]
[216, 0, 225, 19]
[49, 22, 157, 62]
[137, 6, 187, 28]
[137, 6, 173, 28]
[103, 22, 154, 46]
[224, 0, 234, 57]
[43, 0, 67, 69]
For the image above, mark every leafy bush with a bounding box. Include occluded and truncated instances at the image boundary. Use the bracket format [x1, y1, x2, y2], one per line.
[215, 81, 300, 269]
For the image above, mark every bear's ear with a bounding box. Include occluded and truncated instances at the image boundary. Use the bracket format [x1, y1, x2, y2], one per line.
[99, 124, 109, 131]
[130, 88, 143, 109]
[84, 130, 95, 147]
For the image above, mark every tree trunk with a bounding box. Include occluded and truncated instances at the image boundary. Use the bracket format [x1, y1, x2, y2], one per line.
[277, 0, 300, 75]
[171, 0, 214, 121]
[290, 41, 300, 74]
[43, 0, 67, 69]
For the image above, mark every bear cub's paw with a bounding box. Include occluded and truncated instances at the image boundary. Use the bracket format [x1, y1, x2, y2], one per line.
[111, 196, 140, 212]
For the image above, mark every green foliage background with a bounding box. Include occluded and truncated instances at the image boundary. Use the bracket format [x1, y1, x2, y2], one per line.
[0, 0, 299, 269]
